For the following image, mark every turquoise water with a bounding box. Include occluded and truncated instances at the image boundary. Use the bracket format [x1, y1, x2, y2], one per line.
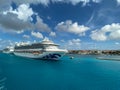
[0, 53, 120, 90]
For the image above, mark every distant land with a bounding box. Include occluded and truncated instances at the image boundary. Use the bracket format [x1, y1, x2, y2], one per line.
[68, 50, 120, 55]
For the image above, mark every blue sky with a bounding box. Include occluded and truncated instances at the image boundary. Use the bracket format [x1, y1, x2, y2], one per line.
[0, 0, 120, 50]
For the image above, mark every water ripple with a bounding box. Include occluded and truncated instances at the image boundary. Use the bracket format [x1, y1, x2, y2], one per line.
[0, 77, 7, 90]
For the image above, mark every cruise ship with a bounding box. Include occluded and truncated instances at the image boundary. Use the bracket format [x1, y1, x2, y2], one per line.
[14, 38, 68, 60]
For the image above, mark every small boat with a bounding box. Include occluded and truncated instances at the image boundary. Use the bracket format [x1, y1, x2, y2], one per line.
[70, 56, 74, 59]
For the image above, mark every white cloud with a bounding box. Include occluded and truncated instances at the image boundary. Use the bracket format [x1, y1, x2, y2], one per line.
[47, 16, 51, 20]
[0, 0, 100, 33]
[0, 12, 33, 31]
[4, 4, 34, 21]
[90, 23, 120, 41]
[116, 0, 120, 5]
[0, 0, 11, 11]
[0, 4, 51, 33]
[33, 40, 37, 43]
[109, 30, 120, 40]
[0, 39, 15, 49]
[15, 0, 50, 6]
[35, 16, 51, 32]
[23, 34, 30, 39]
[31, 31, 43, 39]
[52, 0, 101, 6]
[63, 39, 81, 49]
[16, 30, 24, 34]
[55, 20, 89, 36]
[61, 40, 65, 42]
[115, 42, 120, 45]
[92, 0, 101, 3]
[90, 30, 107, 41]
[49, 32, 56, 37]
[0, 0, 50, 11]
[68, 39, 81, 45]
[0, 0, 102, 11]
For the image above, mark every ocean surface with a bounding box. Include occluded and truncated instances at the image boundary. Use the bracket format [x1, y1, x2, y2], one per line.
[0, 53, 120, 90]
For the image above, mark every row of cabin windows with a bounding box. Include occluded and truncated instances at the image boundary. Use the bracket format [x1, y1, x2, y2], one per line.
[15, 50, 43, 54]
[15, 45, 58, 50]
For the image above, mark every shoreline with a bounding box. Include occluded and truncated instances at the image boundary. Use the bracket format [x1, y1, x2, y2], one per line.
[68, 50, 120, 55]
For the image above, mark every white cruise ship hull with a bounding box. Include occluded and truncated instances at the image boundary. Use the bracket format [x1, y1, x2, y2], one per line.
[14, 50, 67, 60]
